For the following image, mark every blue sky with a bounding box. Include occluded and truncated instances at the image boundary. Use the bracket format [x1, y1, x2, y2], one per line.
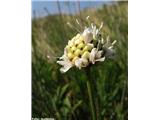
[32, 0, 113, 18]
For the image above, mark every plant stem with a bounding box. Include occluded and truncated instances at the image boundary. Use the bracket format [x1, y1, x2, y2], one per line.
[87, 80, 96, 120]
[86, 67, 96, 120]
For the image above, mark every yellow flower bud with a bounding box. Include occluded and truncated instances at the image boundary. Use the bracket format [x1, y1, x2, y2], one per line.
[72, 56, 79, 63]
[67, 52, 74, 59]
[75, 39, 80, 45]
[75, 36, 83, 45]
[68, 40, 74, 47]
[71, 39, 76, 45]
[71, 46, 76, 53]
[77, 42, 85, 50]
[79, 36, 84, 42]
[74, 49, 82, 57]
[71, 36, 76, 41]
[82, 51, 90, 59]
[65, 45, 70, 51]
[83, 45, 93, 52]
[75, 34, 80, 39]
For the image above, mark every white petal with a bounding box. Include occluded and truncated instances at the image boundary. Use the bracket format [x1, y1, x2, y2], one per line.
[82, 28, 93, 43]
[96, 50, 103, 59]
[89, 48, 97, 64]
[75, 58, 89, 69]
[57, 59, 73, 73]
[89, 48, 105, 64]
[57, 60, 66, 66]
[59, 54, 68, 60]
[60, 55, 64, 60]
[57, 60, 72, 67]
[75, 58, 83, 69]
[95, 57, 105, 62]
[81, 58, 88, 67]
[87, 43, 94, 48]
[60, 64, 73, 73]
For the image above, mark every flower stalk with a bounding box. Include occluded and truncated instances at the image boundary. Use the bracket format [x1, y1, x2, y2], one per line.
[87, 79, 96, 120]
[86, 67, 96, 120]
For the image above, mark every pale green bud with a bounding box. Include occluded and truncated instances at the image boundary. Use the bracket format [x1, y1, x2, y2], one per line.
[82, 58, 89, 67]
[83, 45, 93, 52]
[74, 49, 82, 57]
[82, 51, 90, 59]
[68, 40, 74, 47]
[75, 33, 80, 39]
[77, 42, 85, 50]
[72, 56, 79, 63]
[75, 36, 83, 45]
[67, 52, 74, 59]
[71, 46, 76, 53]
[79, 36, 84, 41]
[66, 45, 70, 51]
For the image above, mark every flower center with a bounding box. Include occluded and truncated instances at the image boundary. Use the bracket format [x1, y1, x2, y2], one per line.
[66, 34, 93, 63]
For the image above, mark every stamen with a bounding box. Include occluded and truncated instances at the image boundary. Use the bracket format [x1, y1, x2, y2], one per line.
[101, 38, 104, 44]
[99, 22, 103, 31]
[111, 40, 117, 45]
[86, 16, 90, 20]
[75, 19, 83, 30]
[86, 16, 91, 27]
[67, 22, 81, 33]
[106, 36, 110, 45]
[91, 23, 94, 28]
[76, 19, 80, 25]
[47, 55, 50, 59]
[108, 46, 113, 49]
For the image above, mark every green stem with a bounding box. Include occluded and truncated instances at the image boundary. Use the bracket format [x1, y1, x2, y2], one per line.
[87, 80, 96, 120]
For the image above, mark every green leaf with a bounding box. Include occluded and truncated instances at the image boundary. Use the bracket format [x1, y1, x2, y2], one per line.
[72, 100, 82, 113]
[64, 97, 71, 108]
[60, 84, 69, 98]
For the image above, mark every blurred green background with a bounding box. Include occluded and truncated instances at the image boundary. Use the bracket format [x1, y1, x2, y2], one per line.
[32, 1, 128, 120]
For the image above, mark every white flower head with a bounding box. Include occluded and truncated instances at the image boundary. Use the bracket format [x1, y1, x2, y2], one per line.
[57, 17, 117, 73]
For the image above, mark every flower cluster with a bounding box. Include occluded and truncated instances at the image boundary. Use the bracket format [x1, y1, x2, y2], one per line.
[57, 18, 116, 73]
